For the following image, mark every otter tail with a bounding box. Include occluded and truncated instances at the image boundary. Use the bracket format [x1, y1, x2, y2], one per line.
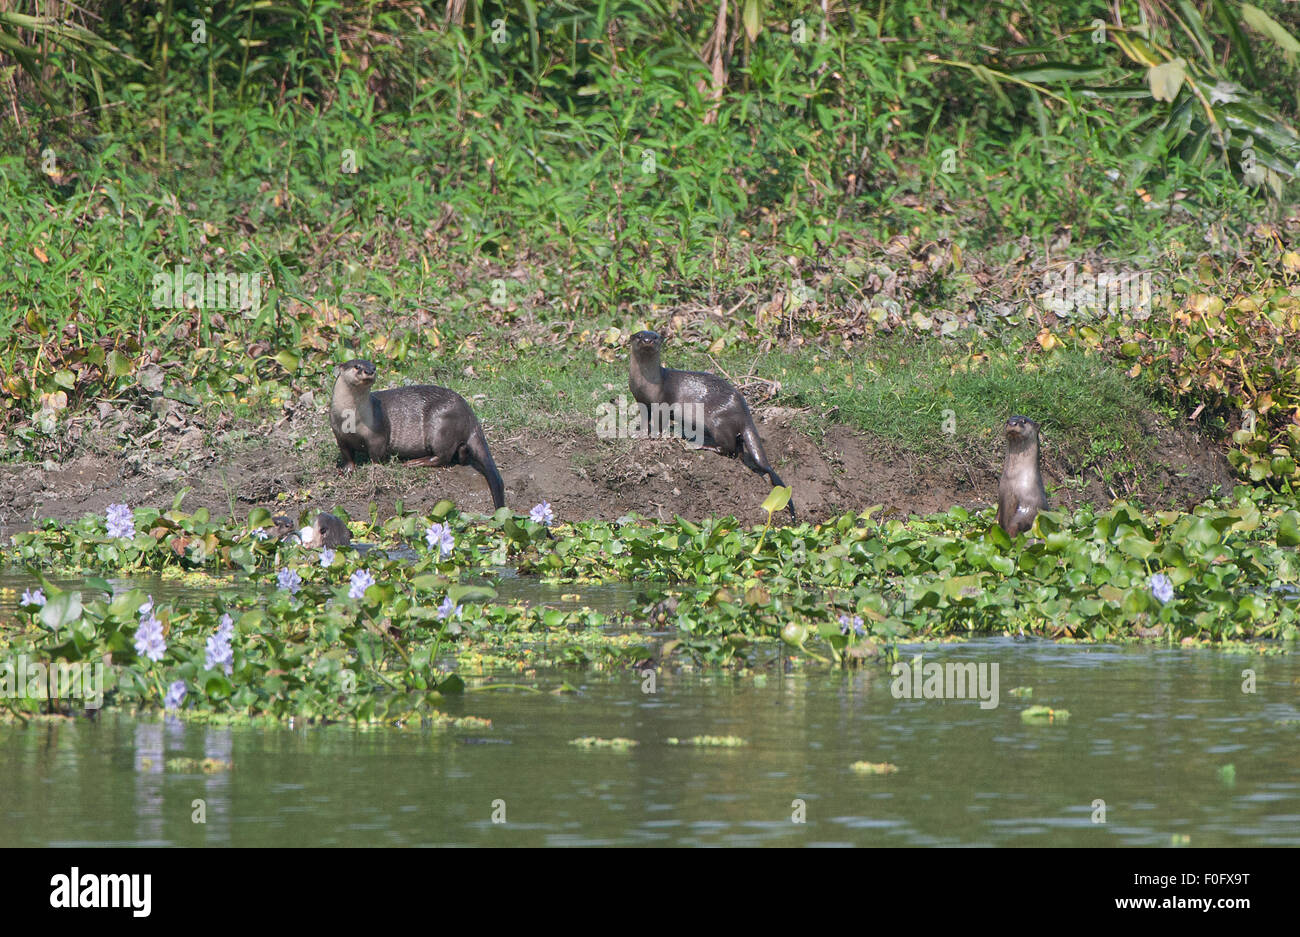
[466, 425, 506, 509]
[740, 423, 797, 523]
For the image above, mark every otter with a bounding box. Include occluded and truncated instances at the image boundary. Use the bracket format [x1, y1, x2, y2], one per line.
[996, 415, 1048, 537]
[330, 359, 505, 509]
[299, 512, 351, 549]
[628, 330, 796, 522]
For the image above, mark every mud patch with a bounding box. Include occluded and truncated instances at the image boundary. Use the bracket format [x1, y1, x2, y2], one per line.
[0, 401, 1233, 532]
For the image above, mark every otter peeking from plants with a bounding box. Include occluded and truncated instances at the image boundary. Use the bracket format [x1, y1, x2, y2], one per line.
[996, 414, 1048, 537]
[299, 512, 351, 549]
[329, 358, 506, 510]
[628, 330, 796, 522]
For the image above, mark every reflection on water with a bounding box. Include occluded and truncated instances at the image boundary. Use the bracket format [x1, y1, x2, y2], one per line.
[1, 639, 1296, 846]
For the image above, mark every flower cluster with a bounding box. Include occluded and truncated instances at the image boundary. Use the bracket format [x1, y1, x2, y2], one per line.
[134, 596, 166, 662]
[530, 501, 555, 526]
[205, 613, 235, 675]
[106, 503, 134, 539]
[20, 587, 46, 608]
[426, 522, 455, 557]
[349, 569, 375, 599]
[838, 614, 866, 637]
[1149, 573, 1175, 604]
[277, 567, 303, 595]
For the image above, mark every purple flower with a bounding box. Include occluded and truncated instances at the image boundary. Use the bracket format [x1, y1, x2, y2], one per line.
[106, 503, 134, 539]
[530, 501, 555, 526]
[251, 527, 269, 541]
[838, 614, 866, 637]
[134, 613, 166, 662]
[277, 567, 302, 595]
[425, 522, 455, 557]
[20, 588, 46, 608]
[164, 680, 187, 711]
[205, 621, 233, 675]
[1149, 573, 1175, 604]
[437, 596, 463, 620]
[138, 595, 155, 618]
[320, 548, 336, 567]
[349, 569, 375, 599]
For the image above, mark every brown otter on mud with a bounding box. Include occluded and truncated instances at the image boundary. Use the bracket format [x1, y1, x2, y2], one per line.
[996, 414, 1048, 537]
[628, 330, 796, 522]
[329, 358, 505, 509]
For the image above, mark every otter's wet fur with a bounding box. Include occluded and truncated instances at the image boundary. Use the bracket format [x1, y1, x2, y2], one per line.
[996, 415, 1048, 537]
[300, 512, 351, 549]
[628, 330, 796, 522]
[330, 358, 505, 509]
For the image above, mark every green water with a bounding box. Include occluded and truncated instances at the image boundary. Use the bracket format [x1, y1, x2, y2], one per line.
[2, 640, 1296, 846]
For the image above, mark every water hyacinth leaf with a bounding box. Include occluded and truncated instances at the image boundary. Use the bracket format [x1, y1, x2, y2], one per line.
[82, 576, 113, 597]
[412, 574, 451, 593]
[447, 584, 497, 604]
[762, 486, 792, 514]
[108, 588, 148, 619]
[1278, 511, 1300, 547]
[40, 591, 83, 630]
[1182, 516, 1222, 545]
[675, 515, 701, 536]
[246, 507, 272, 527]
[435, 674, 465, 694]
[1117, 534, 1156, 560]
[985, 523, 1012, 549]
[1237, 594, 1268, 619]
[204, 673, 233, 698]
[431, 500, 456, 519]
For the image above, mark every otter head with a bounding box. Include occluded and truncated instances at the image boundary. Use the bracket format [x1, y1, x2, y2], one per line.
[1004, 414, 1040, 447]
[630, 330, 663, 360]
[339, 358, 377, 389]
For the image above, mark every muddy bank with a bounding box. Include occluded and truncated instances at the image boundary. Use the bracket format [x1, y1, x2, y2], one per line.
[0, 392, 1234, 532]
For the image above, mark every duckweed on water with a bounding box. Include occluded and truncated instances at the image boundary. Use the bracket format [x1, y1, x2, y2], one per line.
[1, 490, 1297, 723]
[569, 737, 639, 750]
[1020, 706, 1071, 725]
[667, 736, 748, 748]
[850, 762, 900, 776]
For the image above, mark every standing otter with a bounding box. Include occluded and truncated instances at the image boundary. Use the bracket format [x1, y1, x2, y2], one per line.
[628, 330, 796, 522]
[997, 415, 1048, 537]
[330, 359, 505, 509]
[300, 512, 351, 549]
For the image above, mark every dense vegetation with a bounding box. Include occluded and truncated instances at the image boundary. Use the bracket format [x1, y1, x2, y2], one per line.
[3, 492, 1297, 720]
[1, 2, 1299, 718]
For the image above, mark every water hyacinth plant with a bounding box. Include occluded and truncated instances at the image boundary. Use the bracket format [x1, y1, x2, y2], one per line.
[134, 607, 166, 663]
[1149, 573, 1175, 605]
[105, 503, 134, 539]
[426, 523, 455, 557]
[349, 570, 376, 599]
[277, 568, 303, 595]
[0, 489, 1296, 723]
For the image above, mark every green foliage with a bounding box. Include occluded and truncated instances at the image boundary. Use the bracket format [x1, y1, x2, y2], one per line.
[3, 488, 1298, 721]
